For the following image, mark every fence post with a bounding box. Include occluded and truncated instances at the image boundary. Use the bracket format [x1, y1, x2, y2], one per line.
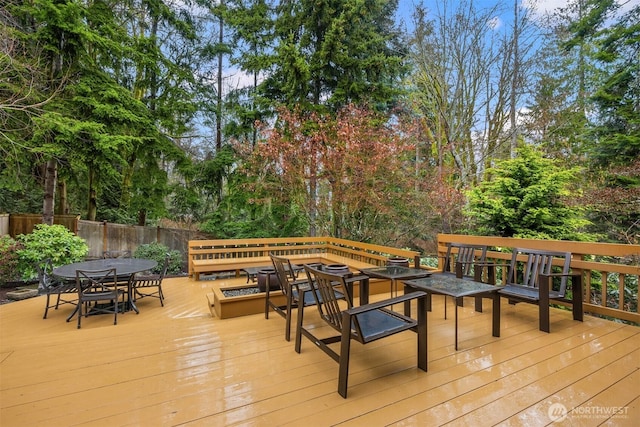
[102, 220, 108, 255]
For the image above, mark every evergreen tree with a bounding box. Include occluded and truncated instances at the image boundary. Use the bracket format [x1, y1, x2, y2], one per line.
[262, 0, 407, 113]
[467, 144, 591, 240]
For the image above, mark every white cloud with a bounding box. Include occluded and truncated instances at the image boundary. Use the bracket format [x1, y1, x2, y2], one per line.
[522, 0, 636, 17]
[522, 0, 569, 15]
[488, 16, 502, 30]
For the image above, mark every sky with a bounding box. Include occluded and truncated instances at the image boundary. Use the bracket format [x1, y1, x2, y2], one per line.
[396, 0, 638, 24]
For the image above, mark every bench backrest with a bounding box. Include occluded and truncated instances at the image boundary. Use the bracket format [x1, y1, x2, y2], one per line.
[507, 248, 572, 295]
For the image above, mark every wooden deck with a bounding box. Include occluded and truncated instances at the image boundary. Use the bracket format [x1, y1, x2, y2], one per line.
[1, 276, 638, 426]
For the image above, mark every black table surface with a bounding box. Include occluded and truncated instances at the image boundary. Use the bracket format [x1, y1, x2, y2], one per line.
[360, 266, 432, 279]
[404, 274, 499, 297]
[53, 259, 158, 279]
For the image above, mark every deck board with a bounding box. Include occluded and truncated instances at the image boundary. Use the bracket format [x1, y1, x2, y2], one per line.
[1, 276, 638, 426]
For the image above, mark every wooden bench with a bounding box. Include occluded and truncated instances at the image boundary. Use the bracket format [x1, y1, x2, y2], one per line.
[188, 237, 421, 280]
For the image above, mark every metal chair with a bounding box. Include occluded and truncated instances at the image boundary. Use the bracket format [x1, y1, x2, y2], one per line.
[297, 265, 428, 398]
[74, 268, 124, 329]
[131, 254, 169, 307]
[37, 259, 78, 319]
[441, 243, 489, 279]
[438, 243, 490, 314]
[267, 254, 329, 341]
[102, 250, 131, 259]
[499, 248, 583, 332]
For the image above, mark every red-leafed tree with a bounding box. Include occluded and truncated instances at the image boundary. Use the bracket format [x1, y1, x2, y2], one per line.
[243, 105, 422, 243]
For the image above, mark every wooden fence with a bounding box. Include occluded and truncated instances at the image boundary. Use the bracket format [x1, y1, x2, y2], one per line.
[3, 214, 206, 266]
[4, 214, 80, 237]
[78, 220, 205, 260]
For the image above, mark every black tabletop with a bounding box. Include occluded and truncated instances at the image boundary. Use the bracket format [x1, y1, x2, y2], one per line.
[404, 274, 499, 298]
[361, 266, 431, 280]
[53, 259, 157, 279]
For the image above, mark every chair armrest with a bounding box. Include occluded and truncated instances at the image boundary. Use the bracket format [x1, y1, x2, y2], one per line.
[345, 291, 427, 316]
[290, 278, 313, 292]
[344, 274, 368, 284]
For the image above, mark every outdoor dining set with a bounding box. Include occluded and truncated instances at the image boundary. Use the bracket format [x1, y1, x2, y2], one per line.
[36, 243, 583, 398]
[261, 244, 583, 398]
[38, 250, 169, 329]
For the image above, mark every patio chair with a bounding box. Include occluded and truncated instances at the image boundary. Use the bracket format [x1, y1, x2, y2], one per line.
[439, 243, 490, 313]
[267, 253, 317, 341]
[441, 243, 489, 280]
[131, 254, 169, 307]
[499, 248, 583, 332]
[102, 250, 131, 259]
[297, 265, 427, 398]
[267, 253, 344, 341]
[75, 268, 124, 329]
[102, 250, 134, 287]
[37, 259, 78, 319]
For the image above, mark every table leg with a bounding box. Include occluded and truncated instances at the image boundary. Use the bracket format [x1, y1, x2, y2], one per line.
[475, 296, 483, 312]
[454, 297, 459, 350]
[359, 277, 370, 305]
[128, 280, 139, 314]
[403, 279, 413, 316]
[492, 293, 500, 337]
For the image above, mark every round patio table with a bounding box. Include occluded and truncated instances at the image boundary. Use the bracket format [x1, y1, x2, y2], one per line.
[52, 258, 157, 279]
[53, 258, 157, 316]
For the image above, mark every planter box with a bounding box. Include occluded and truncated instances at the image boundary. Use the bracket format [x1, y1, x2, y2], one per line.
[208, 276, 393, 319]
[211, 284, 287, 319]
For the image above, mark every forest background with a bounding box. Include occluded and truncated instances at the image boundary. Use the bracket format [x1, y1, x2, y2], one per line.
[1, 0, 638, 254]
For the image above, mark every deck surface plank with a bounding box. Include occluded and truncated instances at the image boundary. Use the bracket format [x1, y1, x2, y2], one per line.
[1, 276, 638, 426]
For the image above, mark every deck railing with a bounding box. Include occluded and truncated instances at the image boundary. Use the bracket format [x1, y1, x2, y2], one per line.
[437, 234, 640, 325]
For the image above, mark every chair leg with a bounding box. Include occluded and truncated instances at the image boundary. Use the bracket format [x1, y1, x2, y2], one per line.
[285, 291, 294, 341]
[539, 276, 551, 333]
[295, 301, 305, 353]
[417, 296, 427, 371]
[338, 312, 353, 398]
[572, 274, 584, 321]
[43, 294, 52, 319]
[77, 302, 83, 329]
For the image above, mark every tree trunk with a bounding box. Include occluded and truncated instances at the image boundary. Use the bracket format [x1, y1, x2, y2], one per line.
[42, 158, 57, 225]
[87, 167, 97, 221]
[56, 179, 67, 214]
[510, 0, 519, 159]
[216, 1, 224, 151]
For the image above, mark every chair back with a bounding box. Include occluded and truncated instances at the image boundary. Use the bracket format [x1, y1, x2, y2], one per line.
[443, 243, 488, 277]
[75, 268, 118, 295]
[270, 253, 298, 295]
[304, 265, 351, 333]
[157, 254, 170, 280]
[507, 249, 572, 296]
[103, 250, 131, 259]
[36, 259, 56, 291]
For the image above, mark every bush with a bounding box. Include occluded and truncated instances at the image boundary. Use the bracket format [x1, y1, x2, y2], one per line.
[0, 236, 23, 284]
[133, 243, 183, 275]
[17, 224, 88, 280]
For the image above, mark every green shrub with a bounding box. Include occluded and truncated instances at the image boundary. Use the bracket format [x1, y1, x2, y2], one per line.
[17, 224, 88, 280]
[133, 242, 183, 275]
[0, 236, 23, 284]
